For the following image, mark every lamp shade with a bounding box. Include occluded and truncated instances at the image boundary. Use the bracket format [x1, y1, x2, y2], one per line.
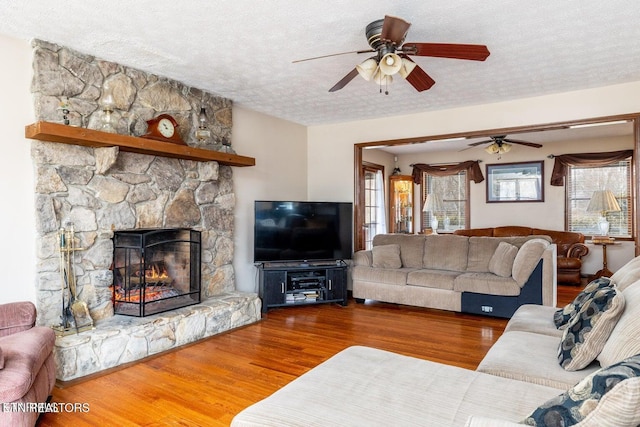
[587, 190, 621, 215]
[398, 58, 417, 78]
[422, 193, 445, 213]
[379, 53, 402, 76]
[356, 58, 378, 81]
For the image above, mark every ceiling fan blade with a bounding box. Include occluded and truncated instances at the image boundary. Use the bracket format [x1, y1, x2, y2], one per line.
[503, 138, 543, 148]
[401, 43, 490, 61]
[467, 139, 493, 147]
[292, 49, 374, 63]
[328, 68, 359, 92]
[380, 15, 411, 45]
[403, 63, 435, 92]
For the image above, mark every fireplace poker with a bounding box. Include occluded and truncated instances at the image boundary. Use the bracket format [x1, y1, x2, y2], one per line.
[59, 228, 76, 332]
[65, 223, 93, 331]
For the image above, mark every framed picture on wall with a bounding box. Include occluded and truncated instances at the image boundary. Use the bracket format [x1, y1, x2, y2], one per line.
[486, 161, 544, 203]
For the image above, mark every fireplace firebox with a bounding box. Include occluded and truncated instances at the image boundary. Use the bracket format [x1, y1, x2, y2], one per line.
[112, 228, 201, 317]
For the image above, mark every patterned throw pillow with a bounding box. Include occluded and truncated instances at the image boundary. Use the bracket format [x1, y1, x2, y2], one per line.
[553, 277, 612, 330]
[522, 354, 640, 426]
[558, 286, 625, 371]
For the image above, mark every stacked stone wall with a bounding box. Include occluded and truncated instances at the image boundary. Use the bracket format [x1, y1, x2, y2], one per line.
[30, 40, 237, 326]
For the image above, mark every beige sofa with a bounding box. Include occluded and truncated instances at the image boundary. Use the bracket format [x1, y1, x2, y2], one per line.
[231, 256, 640, 426]
[352, 233, 557, 318]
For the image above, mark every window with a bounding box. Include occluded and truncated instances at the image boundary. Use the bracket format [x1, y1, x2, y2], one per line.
[567, 159, 632, 238]
[421, 170, 468, 232]
[363, 163, 386, 249]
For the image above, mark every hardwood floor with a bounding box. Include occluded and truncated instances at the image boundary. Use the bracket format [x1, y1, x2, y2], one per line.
[38, 286, 581, 426]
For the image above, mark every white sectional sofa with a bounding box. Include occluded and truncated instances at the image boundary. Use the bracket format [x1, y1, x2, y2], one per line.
[231, 256, 640, 427]
[352, 233, 557, 318]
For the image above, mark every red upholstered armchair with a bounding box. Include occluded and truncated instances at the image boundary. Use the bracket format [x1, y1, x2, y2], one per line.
[0, 301, 56, 427]
[453, 226, 589, 285]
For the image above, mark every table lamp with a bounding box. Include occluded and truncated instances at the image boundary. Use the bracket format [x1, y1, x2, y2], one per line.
[423, 194, 444, 234]
[586, 189, 621, 236]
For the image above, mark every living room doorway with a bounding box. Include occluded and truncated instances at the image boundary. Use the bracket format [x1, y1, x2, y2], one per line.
[353, 114, 640, 253]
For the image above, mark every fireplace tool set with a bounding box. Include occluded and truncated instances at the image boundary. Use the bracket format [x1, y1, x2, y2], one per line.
[53, 223, 94, 336]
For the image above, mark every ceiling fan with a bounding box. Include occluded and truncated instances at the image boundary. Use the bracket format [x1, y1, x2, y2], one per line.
[293, 15, 490, 94]
[468, 135, 543, 154]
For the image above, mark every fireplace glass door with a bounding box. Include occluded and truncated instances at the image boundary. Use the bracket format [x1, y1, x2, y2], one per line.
[112, 228, 201, 317]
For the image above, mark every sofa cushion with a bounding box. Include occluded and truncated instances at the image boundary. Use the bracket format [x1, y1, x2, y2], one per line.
[351, 266, 416, 287]
[423, 234, 469, 272]
[467, 237, 502, 272]
[0, 346, 3, 370]
[467, 236, 551, 273]
[477, 331, 600, 390]
[406, 269, 459, 290]
[553, 277, 613, 330]
[488, 242, 518, 277]
[372, 244, 402, 268]
[598, 281, 640, 367]
[231, 346, 564, 427]
[610, 255, 640, 291]
[522, 354, 640, 427]
[512, 239, 549, 287]
[504, 305, 563, 338]
[372, 234, 425, 268]
[558, 286, 625, 371]
[454, 273, 520, 296]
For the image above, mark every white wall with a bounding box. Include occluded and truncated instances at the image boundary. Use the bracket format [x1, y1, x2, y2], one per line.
[232, 107, 308, 292]
[0, 36, 36, 303]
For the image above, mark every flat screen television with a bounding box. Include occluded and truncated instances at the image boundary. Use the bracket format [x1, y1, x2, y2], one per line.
[254, 201, 353, 263]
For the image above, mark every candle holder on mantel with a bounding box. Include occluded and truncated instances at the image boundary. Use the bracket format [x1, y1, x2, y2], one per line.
[100, 90, 117, 133]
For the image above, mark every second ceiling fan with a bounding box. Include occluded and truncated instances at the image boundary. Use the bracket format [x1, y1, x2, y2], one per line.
[294, 15, 490, 93]
[468, 135, 543, 154]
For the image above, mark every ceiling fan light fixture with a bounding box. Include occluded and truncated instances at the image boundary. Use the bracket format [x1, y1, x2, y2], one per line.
[356, 58, 378, 81]
[373, 69, 392, 85]
[485, 142, 512, 154]
[398, 58, 417, 78]
[379, 53, 402, 75]
[484, 143, 498, 154]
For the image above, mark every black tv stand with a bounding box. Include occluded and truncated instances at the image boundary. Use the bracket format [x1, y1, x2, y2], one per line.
[256, 260, 348, 313]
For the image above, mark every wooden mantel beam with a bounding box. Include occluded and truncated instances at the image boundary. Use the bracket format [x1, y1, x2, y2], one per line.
[25, 121, 255, 167]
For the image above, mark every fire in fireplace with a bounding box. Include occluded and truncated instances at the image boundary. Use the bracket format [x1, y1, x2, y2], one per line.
[112, 228, 201, 317]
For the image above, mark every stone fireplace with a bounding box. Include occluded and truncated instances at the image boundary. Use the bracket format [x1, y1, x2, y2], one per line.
[29, 40, 260, 381]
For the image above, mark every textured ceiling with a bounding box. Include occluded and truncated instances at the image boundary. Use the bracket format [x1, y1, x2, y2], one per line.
[0, 1, 639, 126]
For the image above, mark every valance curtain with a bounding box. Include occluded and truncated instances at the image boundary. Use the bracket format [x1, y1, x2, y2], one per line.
[411, 160, 484, 186]
[550, 150, 633, 186]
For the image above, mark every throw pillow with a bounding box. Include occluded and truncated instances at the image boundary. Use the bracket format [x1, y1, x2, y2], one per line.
[512, 239, 548, 287]
[610, 255, 640, 291]
[558, 286, 625, 371]
[522, 353, 640, 426]
[553, 277, 613, 330]
[488, 241, 518, 277]
[371, 244, 402, 269]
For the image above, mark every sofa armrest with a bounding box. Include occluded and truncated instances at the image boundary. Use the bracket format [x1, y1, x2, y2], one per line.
[465, 415, 523, 427]
[0, 302, 37, 338]
[353, 250, 373, 267]
[566, 242, 589, 259]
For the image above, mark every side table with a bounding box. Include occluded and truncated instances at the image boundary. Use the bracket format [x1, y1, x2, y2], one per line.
[592, 240, 617, 279]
